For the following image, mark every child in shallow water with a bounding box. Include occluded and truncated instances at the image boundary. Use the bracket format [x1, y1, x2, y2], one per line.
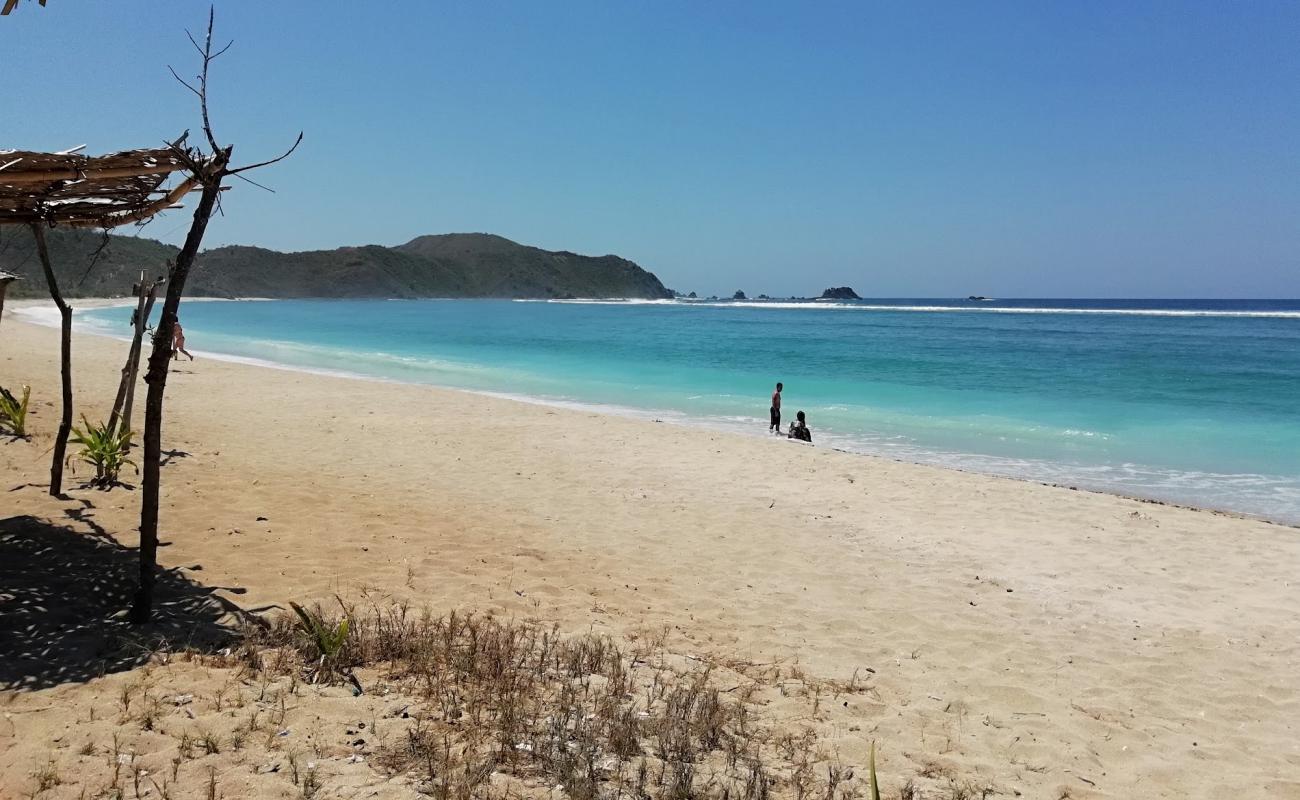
[788, 410, 812, 443]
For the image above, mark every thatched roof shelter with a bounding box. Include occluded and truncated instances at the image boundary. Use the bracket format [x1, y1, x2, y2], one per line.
[3, 8, 299, 626]
[0, 142, 205, 497]
[0, 144, 198, 229]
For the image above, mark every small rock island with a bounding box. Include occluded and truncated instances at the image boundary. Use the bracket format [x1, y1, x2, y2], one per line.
[819, 286, 861, 300]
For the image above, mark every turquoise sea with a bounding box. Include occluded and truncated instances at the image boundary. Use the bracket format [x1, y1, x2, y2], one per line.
[81, 298, 1300, 524]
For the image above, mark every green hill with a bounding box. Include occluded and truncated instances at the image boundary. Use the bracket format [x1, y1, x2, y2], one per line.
[0, 229, 672, 300]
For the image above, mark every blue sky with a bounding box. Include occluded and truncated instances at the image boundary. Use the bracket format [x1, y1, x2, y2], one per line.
[4, 1, 1298, 297]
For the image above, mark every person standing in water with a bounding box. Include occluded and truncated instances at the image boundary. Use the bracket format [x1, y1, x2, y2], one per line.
[769, 382, 783, 433]
[172, 321, 194, 361]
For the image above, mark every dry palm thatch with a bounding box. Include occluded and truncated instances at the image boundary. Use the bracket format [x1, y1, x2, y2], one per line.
[0, 145, 199, 229]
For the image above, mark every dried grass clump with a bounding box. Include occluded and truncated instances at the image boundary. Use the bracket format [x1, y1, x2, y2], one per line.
[245, 601, 871, 800]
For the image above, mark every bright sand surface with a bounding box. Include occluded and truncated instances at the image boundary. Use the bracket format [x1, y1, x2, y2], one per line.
[2, 311, 1299, 798]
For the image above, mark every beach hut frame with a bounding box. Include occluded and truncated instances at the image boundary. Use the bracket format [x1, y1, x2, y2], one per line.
[1, 9, 300, 622]
[0, 143, 202, 495]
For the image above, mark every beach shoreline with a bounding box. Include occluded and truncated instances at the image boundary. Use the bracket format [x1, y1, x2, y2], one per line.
[3, 313, 1300, 797]
[10, 299, 1295, 528]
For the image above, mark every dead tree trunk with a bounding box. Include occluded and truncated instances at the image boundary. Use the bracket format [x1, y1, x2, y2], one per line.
[131, 176, 225, 624]
[130, 7, 299, 623]
[108, 271, 159, 436]
[30, 223, 72, 496]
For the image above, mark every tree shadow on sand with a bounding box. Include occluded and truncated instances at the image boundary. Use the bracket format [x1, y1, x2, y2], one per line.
[0, 515, 248, 691]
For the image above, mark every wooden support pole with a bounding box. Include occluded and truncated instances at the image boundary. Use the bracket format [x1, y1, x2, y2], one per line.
[30, 223, 72, 496]
[122, 280, 158, 436]
[108, 271, 158, 437]
[132, 161, 226, 624]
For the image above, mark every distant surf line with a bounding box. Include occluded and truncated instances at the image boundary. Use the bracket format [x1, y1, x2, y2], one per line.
[517, 298, 1300, 318]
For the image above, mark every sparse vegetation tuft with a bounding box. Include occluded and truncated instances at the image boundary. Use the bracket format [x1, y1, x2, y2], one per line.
[289, 600, 351, 681]
[245, 602, 879, 800]
[0, 384, 30, 437]
[67, 414, 136, 487]
[17, 599, 982, 800]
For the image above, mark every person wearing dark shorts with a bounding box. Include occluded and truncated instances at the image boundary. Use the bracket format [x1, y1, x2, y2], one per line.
[769, 382, 783, 433]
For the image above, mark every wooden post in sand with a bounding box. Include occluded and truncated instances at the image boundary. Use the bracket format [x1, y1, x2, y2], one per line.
[29, 223, 73, 496]
[132, 174, 227, 623]
[0, 271, 19, 339]
[108, 270, 161, 437]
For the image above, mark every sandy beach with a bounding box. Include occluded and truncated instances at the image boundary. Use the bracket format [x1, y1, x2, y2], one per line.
[2, 310, 1298, 799]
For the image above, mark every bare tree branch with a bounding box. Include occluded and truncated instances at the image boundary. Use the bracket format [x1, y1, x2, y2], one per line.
[74, 227, 114, 289]
[173, 7, 225, 156]
[167, 65, 203, 99]
[227, 132, 303, 175]
[163, 140, 203, 177]
[231, 172, 277, 193]
[186, 29, 205, 59]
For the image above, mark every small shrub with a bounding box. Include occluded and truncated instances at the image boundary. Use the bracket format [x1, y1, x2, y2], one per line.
[32, 758, 61, 793]
[68, 415, 136, 487]
[198, 728, 222, 755]
[290, 602, 350, 681]
[0, 384, 30, 437]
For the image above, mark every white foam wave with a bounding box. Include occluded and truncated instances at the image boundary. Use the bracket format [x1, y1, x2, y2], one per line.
[11, 305, 68, 327]
[513, 298, 680, 306]
[517, 298, 1300, 319]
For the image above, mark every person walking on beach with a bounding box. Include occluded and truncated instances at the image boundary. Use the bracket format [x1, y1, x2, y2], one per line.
[788, 410, 812, 443]
[172, 321, 194, 361]
[769, 382, 783, 433]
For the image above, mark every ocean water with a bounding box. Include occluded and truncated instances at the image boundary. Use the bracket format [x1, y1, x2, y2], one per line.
[78, 297, 1300, 524]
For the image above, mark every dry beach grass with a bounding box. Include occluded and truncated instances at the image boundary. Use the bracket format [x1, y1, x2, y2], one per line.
[2, 313, 1299, 798]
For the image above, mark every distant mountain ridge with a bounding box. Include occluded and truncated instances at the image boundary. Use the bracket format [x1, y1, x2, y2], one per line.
[0, 229, 672, 300]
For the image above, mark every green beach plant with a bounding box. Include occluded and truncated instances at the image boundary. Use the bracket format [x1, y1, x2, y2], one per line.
[67, 414, 137, 487]
[0, 384, 30, 437]
[290, 601, 351, 680]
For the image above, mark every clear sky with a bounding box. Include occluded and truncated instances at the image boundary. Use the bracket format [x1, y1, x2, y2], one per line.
[4, 1, 1298, 297]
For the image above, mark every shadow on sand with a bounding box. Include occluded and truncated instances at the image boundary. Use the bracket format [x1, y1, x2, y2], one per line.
[0, 514, 244, 691]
